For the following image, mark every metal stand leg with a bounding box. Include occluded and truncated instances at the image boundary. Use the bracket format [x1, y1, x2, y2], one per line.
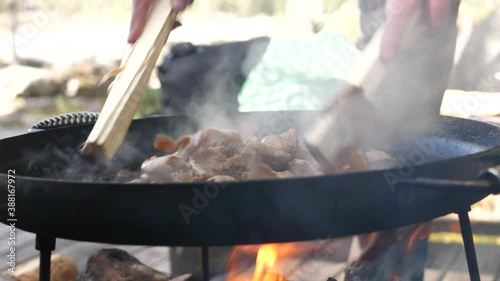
[457, 211, 481, 281]
[35, 235, 56, 281]
[202, 246, 209, 281]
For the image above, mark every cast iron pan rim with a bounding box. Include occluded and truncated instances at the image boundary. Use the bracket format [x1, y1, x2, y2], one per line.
[1, 114, 499, 186]
[1, 147, 498, 187]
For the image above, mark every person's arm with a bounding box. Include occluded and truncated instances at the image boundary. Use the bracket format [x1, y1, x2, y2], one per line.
[128, 0, 192, 44]
[380, 0, 455, 62]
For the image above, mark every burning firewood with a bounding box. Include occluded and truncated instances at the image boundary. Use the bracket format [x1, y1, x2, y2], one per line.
[343, 224, 431, 281]
[77, 248, 170, 281]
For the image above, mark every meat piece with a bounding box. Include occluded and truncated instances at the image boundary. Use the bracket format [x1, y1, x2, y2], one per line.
[141, 155, 191, 182]
[176, 135, 191, 149]
[175, 172, 196, 182]
[176, 129, 241, 160]
[142, 155, 189, 171]
[233, 142, 291, 171]
[223, 142, 244, 157]
[257, 147, 291, 172]
[289, 159, 320, 177]
[140, 156, 176, 182]
[190, 147, 229, 178]
[207, 175, 237, 182]
[154, 135, 192, 153]
[194, 128, 242, 148]
[177, 138, 197, 160]
[191, 176, 209, 182]
[242, 157, 294, 180]
[224, 152, 253, 178]
[223, 164, 246, 178]
[261, 128, 299, 155]
[154, 135, 177, 152]
[134, 117, 379, 183]
[227, 143, 259, 168]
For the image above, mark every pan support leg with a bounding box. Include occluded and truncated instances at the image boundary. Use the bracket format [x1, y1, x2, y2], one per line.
[457, 209, 481, 281]
[35, 235, 56, 281]
[202, 246, 209, 281]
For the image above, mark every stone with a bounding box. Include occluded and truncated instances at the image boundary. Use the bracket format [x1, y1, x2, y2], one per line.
[62, 58, 120, 97]
[0, 64, 65, 100]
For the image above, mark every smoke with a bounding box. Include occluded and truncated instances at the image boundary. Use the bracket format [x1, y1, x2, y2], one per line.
[17, 120, 177, 182]
[12, 34, 272, 183]
[361, 2, 460, 146]
[158, 36, 271, 131]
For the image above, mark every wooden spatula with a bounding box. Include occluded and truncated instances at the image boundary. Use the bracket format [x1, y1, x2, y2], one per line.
[305, 1, 460, 168]
[81, 1, 178, 159]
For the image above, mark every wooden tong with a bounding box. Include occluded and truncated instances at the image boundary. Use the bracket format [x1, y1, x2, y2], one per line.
[81, 2, 178, 159]
[305, 1, 461, 167]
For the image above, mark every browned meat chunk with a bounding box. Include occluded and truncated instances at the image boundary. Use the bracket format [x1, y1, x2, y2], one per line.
[189, 147, 229, 178]
[141, 155, 191, 182]
[155, 135, 192, 153]
[234, 142, 291, 171]
[207, 175, 237, 183]
[176, 129, 241, 160]
[242, 157, 294, 180]
[194, 128, 242, 148]
[135, 118, 396, 183]
[154, 135, 177, 152]
[191, 176, 209, 182]
[261, 128, 299, 155]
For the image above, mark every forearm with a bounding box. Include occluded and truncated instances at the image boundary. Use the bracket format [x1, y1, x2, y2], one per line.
[128, 0, 192, 44]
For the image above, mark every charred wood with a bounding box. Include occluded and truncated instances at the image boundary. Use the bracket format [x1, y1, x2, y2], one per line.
[77, 248, 170, 281]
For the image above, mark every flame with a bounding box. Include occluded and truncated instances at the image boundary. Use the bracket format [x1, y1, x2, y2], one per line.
[251, 244, 281, 281]
[224, 226, 431, 281]
[406, 223, 432, 253]
[226, 242, 319, 281]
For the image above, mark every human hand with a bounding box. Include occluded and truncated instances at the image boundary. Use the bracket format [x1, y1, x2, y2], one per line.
[381, 0, 456, 62]
[128, 0, 193, 44]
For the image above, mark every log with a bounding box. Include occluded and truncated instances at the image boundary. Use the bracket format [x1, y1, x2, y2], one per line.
[77, 248, 170, 281]
[0, 253, 78, 281]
